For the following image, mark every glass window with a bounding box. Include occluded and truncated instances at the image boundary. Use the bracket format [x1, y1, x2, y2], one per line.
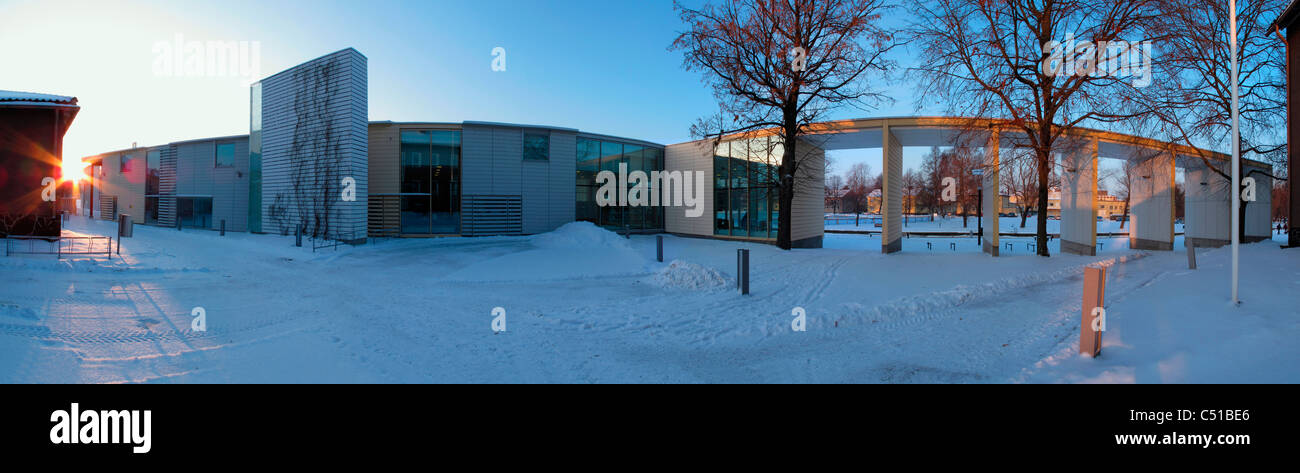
[712, 139, 777, 239]
[177, 197, 213, 229]
[599, 141, 623, 229]
[120, 153, 134, 173]
[145, 197, 160, 225]
[215, 143, 236, 168]
[575, 138, 601, 224]
[523, 132, 549, 160]
[146, 150, 161, 196]
[645, 148, 663, 229]
[400, 130, 461, 235]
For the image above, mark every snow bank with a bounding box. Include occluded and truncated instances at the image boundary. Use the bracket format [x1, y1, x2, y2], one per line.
[531, 222, 632, 251]
[651, 260, 733, 291]
[442, 223, 650, 282]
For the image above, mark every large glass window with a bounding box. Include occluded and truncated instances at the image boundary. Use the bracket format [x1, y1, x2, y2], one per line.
[575, 138, 601, 224]
[523, 133, 549, 161]
[713, 138, 779, 239]
[575, 138, 664, 231]
[599, 141, 623, 229]
[400, 130, 461, 234]
[145, 149, 161, 225]
[177, 197, 213, 229]
[215, 143, 236, 168]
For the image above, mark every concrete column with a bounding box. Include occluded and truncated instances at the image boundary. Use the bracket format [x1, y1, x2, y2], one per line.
[1129, 151, 1175, 250]
[1245, 164, 1273, 243]
[1184, 160, 1230, 248]
[981, 131, 1000, 256]
[881, 124, 903, 253]
[1060, 139, 1099, 255]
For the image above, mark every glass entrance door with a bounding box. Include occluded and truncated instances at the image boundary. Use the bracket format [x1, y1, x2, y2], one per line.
[400, 130, 461, 235]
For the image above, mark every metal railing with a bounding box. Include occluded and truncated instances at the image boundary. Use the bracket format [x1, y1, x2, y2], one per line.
[3, 235, 114, 260]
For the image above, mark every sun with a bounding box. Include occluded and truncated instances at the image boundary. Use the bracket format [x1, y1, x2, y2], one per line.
[61, 157, 86, 182]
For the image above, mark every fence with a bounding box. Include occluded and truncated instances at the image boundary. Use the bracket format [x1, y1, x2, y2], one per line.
[3, 235, 114, 260]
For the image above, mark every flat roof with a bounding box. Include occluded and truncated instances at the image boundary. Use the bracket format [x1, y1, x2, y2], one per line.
[0, 90, 78, 108]
[371, 120, 664, 148]
[82, 134, 249, 163]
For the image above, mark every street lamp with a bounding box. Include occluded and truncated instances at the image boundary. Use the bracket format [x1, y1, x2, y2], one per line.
[972, 168, 985, 246]
[1231, 0, 1241, 305]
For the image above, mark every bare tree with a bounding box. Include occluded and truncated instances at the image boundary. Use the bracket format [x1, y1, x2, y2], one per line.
[845, 162, 874, 224]
[1105, 160, 1138, 229]
[908, 0, 1159, 256]
[673, 0, 899, 249]
[1001, 150, 1040, 228]
[1120, 0, 1287, 240]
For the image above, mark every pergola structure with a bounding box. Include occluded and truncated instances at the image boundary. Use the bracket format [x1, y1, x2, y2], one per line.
[729, 117, 1272, 256]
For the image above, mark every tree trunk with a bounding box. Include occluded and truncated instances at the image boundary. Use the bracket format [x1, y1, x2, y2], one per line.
[1120, 201, 1128, 229]
[1036, 148, 1051, 257]
[1019, 208, 1027, 228]
[776, 130, 797, 250]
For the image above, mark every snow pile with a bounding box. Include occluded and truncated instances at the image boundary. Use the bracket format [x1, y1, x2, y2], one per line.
[651, 260, 733, 290]
[531, 221, 631, 251]
[442, 222, 649, 282]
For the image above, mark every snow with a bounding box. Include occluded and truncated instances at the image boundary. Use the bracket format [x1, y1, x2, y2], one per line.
[652, 260, 733, 291]
[1, 215, 1296, 383]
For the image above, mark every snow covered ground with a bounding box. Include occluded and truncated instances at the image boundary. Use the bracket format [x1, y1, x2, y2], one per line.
[1, 216, 1296, 383]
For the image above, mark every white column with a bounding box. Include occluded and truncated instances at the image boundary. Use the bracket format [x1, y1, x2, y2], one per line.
[1060, 139, 1098, 255]
[881, 124, 903, 254]
[1184, 159, 1231, 248]
[981, 131, 1000, 256]
[1129, 151, 1175, 250]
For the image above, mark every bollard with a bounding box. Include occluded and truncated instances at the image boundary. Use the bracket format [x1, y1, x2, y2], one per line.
[949, 242, 956, 251]
[1187, 241, 1197, 270]
[656, 235, 663, 262]
[220, 219, 226, 236]
[177, 217, 183, 231]
[295, 225, 303, 247]
[736, 248, 750, 295]
[926, 242, 932, 251]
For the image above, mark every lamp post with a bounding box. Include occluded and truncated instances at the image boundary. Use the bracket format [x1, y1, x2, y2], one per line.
[1231, 0, 1241, 305]
[972, 168, 984, 246]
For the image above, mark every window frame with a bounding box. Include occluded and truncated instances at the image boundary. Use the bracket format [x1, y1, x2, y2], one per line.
[214, 142, 237, 168]
[523, 132, 550, 161]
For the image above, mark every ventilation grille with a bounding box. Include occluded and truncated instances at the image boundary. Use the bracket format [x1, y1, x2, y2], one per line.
[462, 195, 522, 236]
[99, 195, 117, 221]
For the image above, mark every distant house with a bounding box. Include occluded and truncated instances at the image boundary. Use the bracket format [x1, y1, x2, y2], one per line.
[0, 90, 79, 237]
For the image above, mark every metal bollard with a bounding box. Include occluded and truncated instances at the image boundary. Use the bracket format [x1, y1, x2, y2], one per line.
[295, 225, 303, 247]
[656, 235, 663, 262]
[220, 219, 226, 236]
[1187, 241, 1197, 270]
[736, 248, 750, 295]
[177, 217, 183, 231]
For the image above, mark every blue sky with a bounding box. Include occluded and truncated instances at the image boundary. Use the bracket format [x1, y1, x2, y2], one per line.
[1, 0, 1148, 188]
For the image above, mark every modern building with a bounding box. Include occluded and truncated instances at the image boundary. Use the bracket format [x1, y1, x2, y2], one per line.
[79, 49, 1276, 253]
[0, 90, 79, 237]
[83, 135, 251, 231]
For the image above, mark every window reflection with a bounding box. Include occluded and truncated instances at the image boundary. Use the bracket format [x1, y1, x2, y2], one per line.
[400, 130, 461, 234]
[576, 137, 664, 231]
